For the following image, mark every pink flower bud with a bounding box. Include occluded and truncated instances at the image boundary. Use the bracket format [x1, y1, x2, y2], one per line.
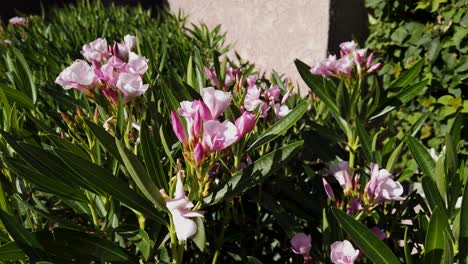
[366, 52, 375, 69]
[367, 62, 382, 74]
[171, 112, 187, 144]
[328, 161, 352, 191]
[347, 198, 363, 215]
[322, 178, 336, 201]
[235, 111, 256, 137]
[370, 227, 387, 240]
[330, 240, 359, 264]
[204, 67, 219, 86]
[291, 233, 312, 257]
[193, 143, 205, 166]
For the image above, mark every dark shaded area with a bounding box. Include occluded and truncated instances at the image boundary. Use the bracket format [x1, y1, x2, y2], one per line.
[328, 0, 369, 55]
[0, 0, 169, 22]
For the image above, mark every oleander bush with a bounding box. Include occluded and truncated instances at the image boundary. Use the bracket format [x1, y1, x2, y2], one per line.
[0, 1, 466, 264]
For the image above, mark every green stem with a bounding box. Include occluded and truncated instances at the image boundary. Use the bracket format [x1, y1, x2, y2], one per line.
[85, 191, 100, 228]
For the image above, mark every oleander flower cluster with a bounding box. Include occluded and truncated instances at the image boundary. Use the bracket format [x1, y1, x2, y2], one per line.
[55, 35, 148, 104]
[171, 87, 256, 169]
[311, 40, 381, 78]
[322, 161, 404, 214]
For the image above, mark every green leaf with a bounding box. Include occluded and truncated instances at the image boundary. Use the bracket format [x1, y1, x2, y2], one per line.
[331, 207, 400, 264]
[404, 228, 414, 264]
[54, 149, 167, 225]
[115, 140, 167, 210]
[116, 93, 125, 138]
[422, 176, 447, 216]
[424, 207, 445, 264]
[459, 181, 468, 262]
[140, 123, 167, 190]
[388, 59, 424, 89]
[247, 256, 263, 264]
[85, 120, 123, 163]
[295, 59, 339, 116]
[444, 135, 457, 180]
[205, 141, 302, 205]
[192, 217, 206, 252]
[120, 229, 151, 261]
[5, 158, 87, 202]
[9, 48, 37, 104]
[37, 229, 136, 263]
[0, 241, 25, 261]
[407, 136, 435, 178]
[434, 157, 446, 203]
[0, 210, 45, 262]
[247, 101, 308, 151]
[0, 84, 34, 109]
[356, 120, 373, 161]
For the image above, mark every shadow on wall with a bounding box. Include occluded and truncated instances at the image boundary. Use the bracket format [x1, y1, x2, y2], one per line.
[328, 0, 369, 56]
[0, 0, 169, 22]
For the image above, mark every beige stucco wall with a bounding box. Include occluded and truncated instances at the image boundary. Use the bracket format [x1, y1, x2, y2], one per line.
[169, 0, 330, 94]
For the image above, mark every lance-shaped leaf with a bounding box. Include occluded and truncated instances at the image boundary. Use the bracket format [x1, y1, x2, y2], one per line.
[356, 119, 373, 161]
[36, 229, 137, 263]
[54, 149, 167, 225]
[388, 59, 424, 90]
[407, 136, 435, 178]
[140, 122, 167, 190]
[0, 210, 45, 262]
[116, 140, 167, 211]
[205, 141, 302, 205]
[0, 241, 25, 261]
[459, 182, 468, 262]
[5, 158, 87, 202]
[85, 120, 123, 163]
[424, 207, 446, 264]
[331, 208, 400, 264]
[248, 101, 308, 151]
[295, 59, 339, 116]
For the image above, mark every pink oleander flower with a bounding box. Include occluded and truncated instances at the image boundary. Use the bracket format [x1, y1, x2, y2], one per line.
[322, 178, 336, 201]
[201, 87, 231, 120]
[116, 73, 148, 103]
[124, 34, 136, 50]
[164, 174, 204, 241]
[244, 85, 269, 117]
[178, 100, 210, 140]
[353, 48, 368, 66]
[266, 85, 281, 101]
[125, 52, 148, 75]
[247, 75, 257, 88]
[202, 120, 238, 151]
[55, 60, 97, 93]
[204, 67, 219, 86]
[339, 41, 357, 56]
[171, 112, 187, 144]
[95, 62, 119, 87]
[9, 16, 28, 27]
[328, 161, 352, 192]
[81, 38, 111, 63]
[365, 163, 404, 204]
[235, 111, 256, 137]
[291, 233, 312, 257]
[311, 55, 338, 77]
[273, 103, 291, 119]
[335, 56, 354, 76]
[330, 240, 359, 264]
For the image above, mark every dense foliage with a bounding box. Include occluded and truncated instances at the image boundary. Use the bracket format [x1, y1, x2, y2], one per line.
[0, 1, 466, 264]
